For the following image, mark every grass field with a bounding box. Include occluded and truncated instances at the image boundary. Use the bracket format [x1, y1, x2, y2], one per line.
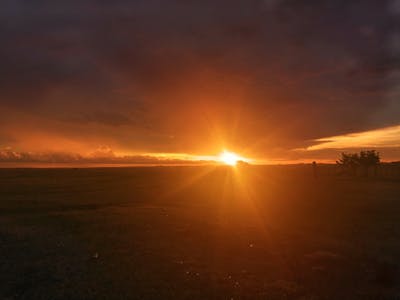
[1, 165, 400, 299]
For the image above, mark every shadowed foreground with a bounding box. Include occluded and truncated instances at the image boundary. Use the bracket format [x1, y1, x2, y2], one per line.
[1, 166, 400, 299]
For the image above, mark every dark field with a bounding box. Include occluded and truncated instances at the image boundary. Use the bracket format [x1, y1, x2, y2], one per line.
[1, 166, 400, 299]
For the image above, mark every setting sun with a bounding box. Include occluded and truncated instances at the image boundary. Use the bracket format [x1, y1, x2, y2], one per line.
[218, 151, 241, 166]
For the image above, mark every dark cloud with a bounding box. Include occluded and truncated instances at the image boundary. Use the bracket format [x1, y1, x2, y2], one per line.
[0, 148, 211, 165]
[70, 111, 134, 127]
[0, 0, 399, 159]
[0, 136, 16, 145]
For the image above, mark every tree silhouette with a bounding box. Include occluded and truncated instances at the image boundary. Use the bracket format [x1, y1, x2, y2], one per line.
[337, 152, 360, 176]
[337, 150, 380, 177]
[359, 150, 380, 177]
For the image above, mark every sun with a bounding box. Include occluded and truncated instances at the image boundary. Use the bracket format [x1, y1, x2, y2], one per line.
[218, 151, 241, 166]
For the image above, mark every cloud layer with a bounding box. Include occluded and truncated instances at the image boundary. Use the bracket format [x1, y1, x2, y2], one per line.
[0, 0, 399, 162]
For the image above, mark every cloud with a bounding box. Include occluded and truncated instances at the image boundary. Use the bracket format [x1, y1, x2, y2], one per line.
[0, 0, 399, 159]
[388, 0, 400, 14]
[304, 125, 400, 150]
[0, 147, 215, 165]
[0, 148, 83, 163]
[72, 112, 134, 127]
[89, 146, 116, 158]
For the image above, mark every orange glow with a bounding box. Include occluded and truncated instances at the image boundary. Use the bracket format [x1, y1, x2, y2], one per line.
[218, 151, 242, 166]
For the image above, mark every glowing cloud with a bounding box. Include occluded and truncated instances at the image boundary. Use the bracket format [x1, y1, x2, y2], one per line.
[305, 125, 400, 150]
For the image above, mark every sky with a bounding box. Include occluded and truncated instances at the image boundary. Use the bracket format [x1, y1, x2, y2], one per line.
[0, 0, 399, 164]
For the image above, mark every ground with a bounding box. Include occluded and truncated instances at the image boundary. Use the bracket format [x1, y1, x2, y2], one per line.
[0, 165, 400, 299]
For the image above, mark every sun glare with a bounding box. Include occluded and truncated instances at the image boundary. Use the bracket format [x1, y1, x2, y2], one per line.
[219, 151, 241, 166]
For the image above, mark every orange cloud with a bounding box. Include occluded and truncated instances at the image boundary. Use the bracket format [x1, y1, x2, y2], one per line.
[305, 125, 400, 150]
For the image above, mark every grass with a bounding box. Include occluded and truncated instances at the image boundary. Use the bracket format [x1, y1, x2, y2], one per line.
[0, 165, 400, 299]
